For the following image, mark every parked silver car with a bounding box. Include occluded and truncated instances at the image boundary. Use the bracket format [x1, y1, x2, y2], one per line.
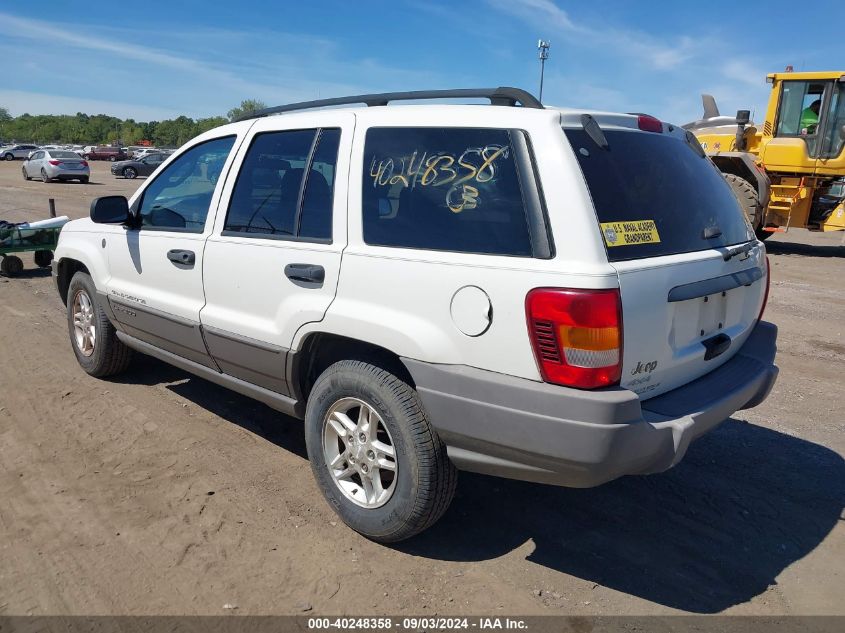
[2, 144, 39, 160]
[22, 150, 90, 183]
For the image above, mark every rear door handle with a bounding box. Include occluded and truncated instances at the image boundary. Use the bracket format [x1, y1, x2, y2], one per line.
[284, 263, 325, 285]
[167, 249, 195, 265]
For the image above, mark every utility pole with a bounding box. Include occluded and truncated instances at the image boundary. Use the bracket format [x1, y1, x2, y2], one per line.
[537, 40, 550, 103]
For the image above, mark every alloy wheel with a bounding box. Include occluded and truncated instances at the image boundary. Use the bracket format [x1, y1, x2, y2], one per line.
[322, 397, 397, 508]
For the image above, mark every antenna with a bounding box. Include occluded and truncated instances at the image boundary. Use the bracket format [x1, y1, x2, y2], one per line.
[537, 40, 550, 103]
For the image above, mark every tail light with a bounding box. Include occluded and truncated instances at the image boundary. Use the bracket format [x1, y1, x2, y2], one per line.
[526, 288, 623, 389]
[81, 160, 89, 167]
[48, 160, 61, 166]
[637, 114, 663, 133]
[758, 256, 771, 320]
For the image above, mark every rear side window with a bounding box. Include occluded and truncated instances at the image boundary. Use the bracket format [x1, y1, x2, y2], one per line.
[564, 128, 753, 262]
[224, 128, 339, 241]
[362, 127, 534, 256]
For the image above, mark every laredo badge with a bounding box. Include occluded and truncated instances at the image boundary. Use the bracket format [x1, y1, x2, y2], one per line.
[600, 220, 661, 247]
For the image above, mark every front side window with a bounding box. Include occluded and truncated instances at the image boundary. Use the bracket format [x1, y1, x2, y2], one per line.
[138, 136, 235, 231]
[224, 128, 339, 241]
[362, 127, 533, 256]
[776, 81, 827, 136]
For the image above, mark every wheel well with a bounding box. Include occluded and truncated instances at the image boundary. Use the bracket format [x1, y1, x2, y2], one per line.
[56, 259, 90, 305]
[711, 155, 754, 181]
[292, 333, 415, 402]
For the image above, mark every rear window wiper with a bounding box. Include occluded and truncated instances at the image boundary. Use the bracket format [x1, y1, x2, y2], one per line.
[580, 114, 609, 150]
[722, 240, 756, 261]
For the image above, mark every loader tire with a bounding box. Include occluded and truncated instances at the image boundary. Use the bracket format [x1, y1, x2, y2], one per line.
[723, 173, 771, 240]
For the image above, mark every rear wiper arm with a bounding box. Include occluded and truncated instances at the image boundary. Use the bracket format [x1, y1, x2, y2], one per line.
[722, 240, 756, 261]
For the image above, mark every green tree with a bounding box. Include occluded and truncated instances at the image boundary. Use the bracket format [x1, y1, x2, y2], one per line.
[227, 99, 267, 122]
[0, 106, 11, 122]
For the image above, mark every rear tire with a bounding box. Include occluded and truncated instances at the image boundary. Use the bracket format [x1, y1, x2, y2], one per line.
[34, 250, 53, 268]
[40, 168, 50, 183]
[66, 272, 132, 377]
[109, 156, 116, 162]
[1, 255, 24, 276]
[305, 360, 457, 543]
[80, 176, 89, 184]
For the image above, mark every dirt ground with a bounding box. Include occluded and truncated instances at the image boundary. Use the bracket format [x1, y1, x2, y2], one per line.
[0, 161, 843, 616]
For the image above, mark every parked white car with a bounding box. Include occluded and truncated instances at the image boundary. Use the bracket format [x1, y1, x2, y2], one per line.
[2, 144, 39, 160]
[23, 149, 90, 183]
[52, 88, 778, 542]
[132, 147, 160, 159]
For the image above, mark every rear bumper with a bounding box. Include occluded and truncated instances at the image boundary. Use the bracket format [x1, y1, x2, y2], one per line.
[401, 320, 778, 487]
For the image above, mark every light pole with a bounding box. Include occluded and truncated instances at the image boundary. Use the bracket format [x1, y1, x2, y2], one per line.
[537, 40, 550, 103]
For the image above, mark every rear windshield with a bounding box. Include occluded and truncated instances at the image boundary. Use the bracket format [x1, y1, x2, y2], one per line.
[564, 128, 753, 262]
[50, 151, 80, 159]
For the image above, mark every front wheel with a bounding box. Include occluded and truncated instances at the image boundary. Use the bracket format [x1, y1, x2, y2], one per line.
[1, 255, 24, 276]
[305, 360, 457, 543]
[123, 167, 137, 179]
[22, 166, 30, 180]
[3, 153, 13, 161]
[66, 272, 132, 377]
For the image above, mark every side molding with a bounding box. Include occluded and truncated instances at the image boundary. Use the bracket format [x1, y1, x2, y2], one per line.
[116, 332, 303, 419]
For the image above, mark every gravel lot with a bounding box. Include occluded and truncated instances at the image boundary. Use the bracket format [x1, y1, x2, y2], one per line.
[0, 161, 843, 615]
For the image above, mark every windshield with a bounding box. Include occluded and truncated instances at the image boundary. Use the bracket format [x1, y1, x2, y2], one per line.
[564, 127, 753, 262]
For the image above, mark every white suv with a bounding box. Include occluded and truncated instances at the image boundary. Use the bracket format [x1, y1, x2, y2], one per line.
[53, 88, 778, 542]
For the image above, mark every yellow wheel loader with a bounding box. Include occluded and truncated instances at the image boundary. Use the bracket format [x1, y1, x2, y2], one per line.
[685, 70, 845, 239]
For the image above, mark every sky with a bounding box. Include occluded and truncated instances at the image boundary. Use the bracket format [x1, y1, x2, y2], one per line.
[1, 0, 843, 125]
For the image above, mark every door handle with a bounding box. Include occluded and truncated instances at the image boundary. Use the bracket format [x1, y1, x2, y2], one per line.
[167, 249, 195, 265]
[284, 263, 325, 285]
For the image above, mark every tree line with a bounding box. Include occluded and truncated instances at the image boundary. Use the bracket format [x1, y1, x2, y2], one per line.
[0, 100, 267, 147]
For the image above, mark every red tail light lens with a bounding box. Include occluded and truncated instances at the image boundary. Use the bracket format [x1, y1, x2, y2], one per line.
[81, 160, 89, 167]
[48, 160, 61, 166]
[759, 256, 770, 320]
[637, 114, 663, 133]
[526, 288, 623, 389]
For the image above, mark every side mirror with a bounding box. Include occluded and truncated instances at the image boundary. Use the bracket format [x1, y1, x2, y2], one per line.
[90, 196, 131, 224]
[736, 110, 751, 126]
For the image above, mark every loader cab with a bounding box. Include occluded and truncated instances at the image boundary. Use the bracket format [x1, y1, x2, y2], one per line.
[772, 75, 845, 160]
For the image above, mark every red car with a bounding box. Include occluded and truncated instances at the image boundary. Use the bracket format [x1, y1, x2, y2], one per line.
[83, 146, 128, 162]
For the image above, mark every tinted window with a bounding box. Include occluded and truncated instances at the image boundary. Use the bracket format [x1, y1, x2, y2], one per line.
[138, 136, 235, 231]
[299, 128, 340, 240]
[224, 128, 339, 241]
[564, 128, 753, 262]
[362, 127, 532, 256]
[225, 130, 314, 236]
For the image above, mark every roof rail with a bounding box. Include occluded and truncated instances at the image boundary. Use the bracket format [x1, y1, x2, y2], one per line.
[236, 87, 543, 121]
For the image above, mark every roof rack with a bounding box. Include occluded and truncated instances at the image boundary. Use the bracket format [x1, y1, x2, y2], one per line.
[237, 87, 543, 121]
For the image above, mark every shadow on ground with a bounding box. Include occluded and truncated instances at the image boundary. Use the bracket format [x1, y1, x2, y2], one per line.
[112, 355, 844, 613]
[766, 239, 845, 258]
[112, 354, 308, 459]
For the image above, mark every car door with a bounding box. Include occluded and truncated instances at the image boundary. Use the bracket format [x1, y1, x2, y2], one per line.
[200, 112, 352, 394]
[26, 150, 43, 176]
[105, 132, 243, 367]
[140, 155, 164, 176]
